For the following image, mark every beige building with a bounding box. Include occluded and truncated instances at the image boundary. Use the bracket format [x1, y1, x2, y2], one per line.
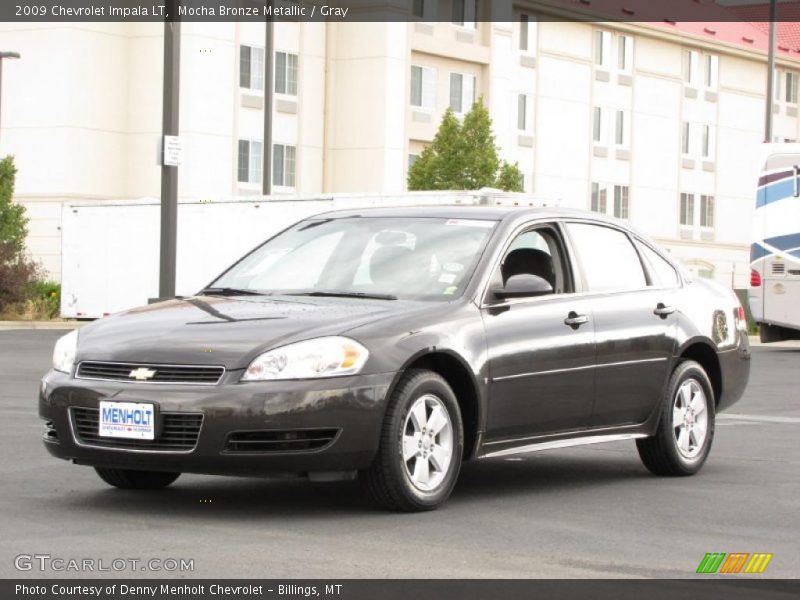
[1, 1, 799, 287]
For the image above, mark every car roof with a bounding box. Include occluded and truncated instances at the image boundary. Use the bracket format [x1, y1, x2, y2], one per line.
[312, 204, 626, 227]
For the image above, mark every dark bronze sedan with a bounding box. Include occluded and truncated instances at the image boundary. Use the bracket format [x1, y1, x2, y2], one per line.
[40, 206, 751, 511]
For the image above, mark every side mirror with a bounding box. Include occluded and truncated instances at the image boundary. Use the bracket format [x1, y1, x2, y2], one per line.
[492, 274, 553, 301]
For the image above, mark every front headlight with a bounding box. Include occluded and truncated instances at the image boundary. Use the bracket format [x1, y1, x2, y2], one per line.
[241, 336, 369, 381]
[53, 329, 78, 374]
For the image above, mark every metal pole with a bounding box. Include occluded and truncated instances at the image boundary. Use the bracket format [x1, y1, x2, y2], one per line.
[765, 0, 778, 142]
[262, 4, 274, 196]
[159, 4, 181, 299]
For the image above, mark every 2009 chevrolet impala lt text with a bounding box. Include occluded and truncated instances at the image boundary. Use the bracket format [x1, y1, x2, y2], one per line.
[39, 206, 751, 511]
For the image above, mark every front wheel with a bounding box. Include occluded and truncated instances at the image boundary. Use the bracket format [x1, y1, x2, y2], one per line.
[637, 360, 715, 476]
[95, 467, 180, 490]
[360, 369, 464, 512]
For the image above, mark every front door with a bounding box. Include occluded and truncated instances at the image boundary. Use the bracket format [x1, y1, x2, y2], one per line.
[482, 224, 596, 441]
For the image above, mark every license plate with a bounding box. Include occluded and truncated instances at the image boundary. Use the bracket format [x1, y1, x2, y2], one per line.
[98, 401, 155, 440]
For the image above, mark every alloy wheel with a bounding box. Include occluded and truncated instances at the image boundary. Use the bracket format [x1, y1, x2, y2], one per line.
[672, 378, 709, 460]
[402, 393, 454, 492]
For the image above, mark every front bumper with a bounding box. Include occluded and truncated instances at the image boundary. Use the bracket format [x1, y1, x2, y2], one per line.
[39, 369, 395, 476]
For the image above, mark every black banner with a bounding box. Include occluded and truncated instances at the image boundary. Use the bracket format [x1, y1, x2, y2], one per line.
[3, 0, 800, 23]
[4, 580, 800, 600]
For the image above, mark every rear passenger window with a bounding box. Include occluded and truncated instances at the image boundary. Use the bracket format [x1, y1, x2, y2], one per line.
[566, 223, 646, 292]
[637, 242, 680, 288]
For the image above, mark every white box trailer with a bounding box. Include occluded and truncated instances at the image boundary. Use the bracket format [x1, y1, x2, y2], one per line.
[60, 190, 555, 319]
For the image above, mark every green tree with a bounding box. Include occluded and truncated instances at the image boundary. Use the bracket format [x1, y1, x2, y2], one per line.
[0, 156, 28, 255]
[407, 98, 524, 192]
[0, 156, 40, 314]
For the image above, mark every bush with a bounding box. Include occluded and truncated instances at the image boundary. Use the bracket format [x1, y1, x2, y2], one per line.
[28, 280, 61, 320]
[0, 240, 42, 314]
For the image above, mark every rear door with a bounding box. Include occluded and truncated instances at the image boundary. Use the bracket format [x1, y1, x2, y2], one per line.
[564, 222, 677, 428]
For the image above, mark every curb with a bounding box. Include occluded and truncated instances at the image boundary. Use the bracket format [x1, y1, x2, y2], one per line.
[0, 321, 86, 331]
[748, 335, 800, 348]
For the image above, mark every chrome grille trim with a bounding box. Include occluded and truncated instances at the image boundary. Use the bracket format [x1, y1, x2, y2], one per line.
[76, 361, 225, 386]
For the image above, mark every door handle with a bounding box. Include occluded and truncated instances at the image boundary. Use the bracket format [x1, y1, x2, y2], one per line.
[654, 303, 676, 318]
[564, 311, 589, 328]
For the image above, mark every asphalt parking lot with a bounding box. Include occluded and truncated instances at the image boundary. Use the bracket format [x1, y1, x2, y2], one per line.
[1, 329, 797, 578]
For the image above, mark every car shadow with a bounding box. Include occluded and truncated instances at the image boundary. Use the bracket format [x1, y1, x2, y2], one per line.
[49, 450, 653, 519]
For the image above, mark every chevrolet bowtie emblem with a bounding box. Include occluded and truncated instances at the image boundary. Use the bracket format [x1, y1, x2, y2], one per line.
[129, 367, 157, 380]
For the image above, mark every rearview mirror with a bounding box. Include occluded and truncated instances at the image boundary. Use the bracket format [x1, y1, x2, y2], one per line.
[492, 274, 553, 301]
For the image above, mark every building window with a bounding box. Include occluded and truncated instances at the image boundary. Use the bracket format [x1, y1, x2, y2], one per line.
[275, 52, 298, 96]
[593, 107, 603, 143]
[683, 49, 698, 86]
[680, 193, 694, 226]
[519, 14, 537, 52]
[701, 124, 716, 159]
[517, 94, 528, 131]
[614, 185, 629, 219]
[786, 72, 798, 104]
[412, 0, 424, 18]
[449, 72, 476, 114]
[594, 30, 611, 68]
[239, 45, 264, 91]
[681, 122, 692, 155]
[615, 110, 629, 146]
[411, 65, 437, 109]
[408, 154, 419, 170]
[452, 0, 478, 29]
[591, 182, 607, 213]
[237, 140, 262, 184]
[273, 144, 296, 188]
[700, 195, 714, 228]
[704, 54, 719, 89]
[618, 35, 633, 72]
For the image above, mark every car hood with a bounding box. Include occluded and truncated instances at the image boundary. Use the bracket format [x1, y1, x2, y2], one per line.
[75, 295, 422, 370]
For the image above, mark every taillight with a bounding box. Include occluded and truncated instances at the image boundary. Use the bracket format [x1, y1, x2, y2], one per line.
[737, 305, 746, 322]
[734, 303, 747, 331]
[750, 269, 762, 287]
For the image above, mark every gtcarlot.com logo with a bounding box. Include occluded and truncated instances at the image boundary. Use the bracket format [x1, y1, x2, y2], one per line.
[696, 552, 773, 574]
[14, 554, 194, 573]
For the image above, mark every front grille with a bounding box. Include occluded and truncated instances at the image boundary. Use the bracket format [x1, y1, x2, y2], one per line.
[76, 361, 225, 385]
[71, 407, 203, 451]
[225, 429, 340, 453]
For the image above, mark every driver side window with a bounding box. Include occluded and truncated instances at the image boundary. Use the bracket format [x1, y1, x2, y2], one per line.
[490, 226, 570, 298]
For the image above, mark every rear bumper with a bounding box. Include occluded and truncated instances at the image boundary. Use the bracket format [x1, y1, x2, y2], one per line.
[39, 369, 394, 476]
[716, 336, 751, 412]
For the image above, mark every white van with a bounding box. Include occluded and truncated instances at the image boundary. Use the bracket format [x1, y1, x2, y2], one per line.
[748, 144, 800, 342]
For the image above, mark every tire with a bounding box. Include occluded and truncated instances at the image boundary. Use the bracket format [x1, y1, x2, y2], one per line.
[360, 369, 464, 512]
[94, 467, 180, 490]
[637, 360, 715, 476]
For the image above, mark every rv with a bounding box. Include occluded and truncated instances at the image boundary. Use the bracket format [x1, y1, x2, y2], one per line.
[749, 144, 800, 342]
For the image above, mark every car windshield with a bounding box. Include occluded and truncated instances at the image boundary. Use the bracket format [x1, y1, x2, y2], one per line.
[209, 216, 497, 301]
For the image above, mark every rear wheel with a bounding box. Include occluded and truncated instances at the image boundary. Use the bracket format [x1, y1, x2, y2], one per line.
[360, 369, 463, 512]
[637, 360, 715, 476]
[94, 467, 180, 490]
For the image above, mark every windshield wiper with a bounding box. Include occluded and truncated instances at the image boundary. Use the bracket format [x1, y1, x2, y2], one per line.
[289, 290, 398, 301]
[198, 287, 264, 297]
